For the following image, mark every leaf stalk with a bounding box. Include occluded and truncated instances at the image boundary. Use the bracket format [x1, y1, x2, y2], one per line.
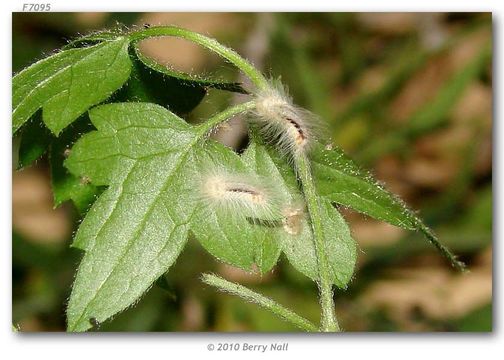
[296, 154, 340, 332]
[197, 101, 256, 136]
[129, 26, 269, 91]
[202, 273, 318, 332]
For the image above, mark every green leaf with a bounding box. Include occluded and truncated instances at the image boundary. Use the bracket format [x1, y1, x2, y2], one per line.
[243, 141, 357, 288]
[64, 102, 257, 331]
[312, 141, 416, 230]
[190, 142, 281, 274]
[65, 103, 197, 331]
[311, 141, 465, 271]
[13, 38, 132, 135]
[12, 26, 252, 214]
[50, 148, 100, 214]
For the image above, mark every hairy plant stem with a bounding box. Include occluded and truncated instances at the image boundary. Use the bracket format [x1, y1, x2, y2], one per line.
[128, 26, 270, 91]
[202, 273, 318, 332]
[296, 154, 340, 332]
[197, 101, 256, 136]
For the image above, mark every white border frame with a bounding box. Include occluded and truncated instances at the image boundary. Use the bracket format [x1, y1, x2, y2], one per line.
[2, 1, 500, 359]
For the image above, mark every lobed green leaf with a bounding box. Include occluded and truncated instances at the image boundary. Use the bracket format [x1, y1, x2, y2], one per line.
[65, 103, 200, 331]
[13, 29, 250, 214]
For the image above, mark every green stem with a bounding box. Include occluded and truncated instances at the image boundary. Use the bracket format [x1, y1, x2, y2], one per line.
[197, 101, 256, 136]
[202, 273, 318, 332]
[296, 154, 340, 332]
[128, 26, 269, 90]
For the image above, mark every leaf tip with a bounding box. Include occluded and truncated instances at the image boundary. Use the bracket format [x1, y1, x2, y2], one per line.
[419, 223, 467, 273]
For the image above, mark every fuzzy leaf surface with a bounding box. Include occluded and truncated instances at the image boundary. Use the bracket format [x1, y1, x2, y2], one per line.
[13, 38, 132, 135]
[311, 141, 417, 230]
[65, 103, 205, 331]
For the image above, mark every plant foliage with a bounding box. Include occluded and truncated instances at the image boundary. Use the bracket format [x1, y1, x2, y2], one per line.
[12, 26, 464, 332]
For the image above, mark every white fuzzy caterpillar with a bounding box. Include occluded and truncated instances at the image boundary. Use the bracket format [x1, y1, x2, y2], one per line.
[200, 170, 281, 221]
[253, 81, 321, 159]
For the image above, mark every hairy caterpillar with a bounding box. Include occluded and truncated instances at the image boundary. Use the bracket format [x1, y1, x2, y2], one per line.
[252, 81, 322, 160]
[200, 170, 282, 221]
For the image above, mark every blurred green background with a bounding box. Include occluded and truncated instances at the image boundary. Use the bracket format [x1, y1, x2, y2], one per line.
[12, 12, 492, 332]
